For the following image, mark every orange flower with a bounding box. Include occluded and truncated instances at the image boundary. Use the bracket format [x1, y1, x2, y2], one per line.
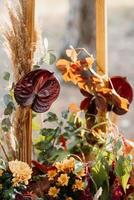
[63, 157, 75, 172]
[72, 179, 84, 191]
[48, 186, 60, 198]
[69, 103, 80, 113]
[55, 162, 64, 172]
[76, 168, 86, 178]
[57, 173, 69, 186]
[47, 169, 57, 181]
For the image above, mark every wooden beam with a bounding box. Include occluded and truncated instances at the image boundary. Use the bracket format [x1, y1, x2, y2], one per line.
[25, 0, 35, 165]
[96, 0, 107, 75]
[96, 0, 108, 130]
[18, 0, 35, 165]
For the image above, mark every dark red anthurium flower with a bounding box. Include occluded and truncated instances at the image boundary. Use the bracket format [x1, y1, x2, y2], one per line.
[109, 76, 133, 115]
[14, 69, 60, 113]
[80, 90, 97, 115]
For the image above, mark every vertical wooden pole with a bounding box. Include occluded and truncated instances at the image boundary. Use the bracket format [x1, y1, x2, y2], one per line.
[26, 0, 35, 165]
[96, 0, 107, 75]
[20, 0, 35, 165]
[96, 0, 108, 129]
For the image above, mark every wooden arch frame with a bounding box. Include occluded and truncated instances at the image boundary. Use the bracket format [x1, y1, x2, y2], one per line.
[22, 0, 107, 164]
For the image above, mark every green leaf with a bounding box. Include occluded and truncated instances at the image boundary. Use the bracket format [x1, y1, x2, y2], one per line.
[92, 161, 108, 187]
[115, 156, 125, 176]
[33, 65, 40, 69]
[121, 173, 130, 193]
[62, 110, 69, 119]
[114, 138, 122, 152]
[1, 117, 12, 132]
[40, 128, 57, 136]
[35, 140, 52, 151]
[3, 94, 12, 106]
[54, 150, 69, 162]
[44, 112, 58, 122]
[43, 52, 56, 65]
[3, 72, 10, 81]
[115, 155, 132, 192]
[4, 102, 15, 115]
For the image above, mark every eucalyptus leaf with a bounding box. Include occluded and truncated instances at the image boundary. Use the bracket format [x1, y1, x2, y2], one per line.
[1, 117, 12, 132]
[33, 65, 40, 69]
[40, 128, 57, 136]
[3, 72, 10, 81]
[3, 94, 12, 106]
[62, 110, 69, 119]
[4, 102, 15, 115]
[43, 52, 56, 65]
[44, 112, 58, 122]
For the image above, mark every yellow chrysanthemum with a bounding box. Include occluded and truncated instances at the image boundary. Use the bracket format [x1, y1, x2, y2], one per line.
[77, 169, 86, 178]
[9, 160, 32, 187]
[47, 169, 57, 181]
[0, 169, 3, 176]
[57, 173, 69, 186]
[55, 162, 64, 172]
[72, 179, 84, 191]
[63, 157, 75, 172]
[48, 186, 60, 198]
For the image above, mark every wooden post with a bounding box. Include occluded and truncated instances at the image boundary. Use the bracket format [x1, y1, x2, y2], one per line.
[96, 0, 107, 75]
[25, 0, 35, 165]
[18, 0, 35, 165]
[96, 0, 108, 130]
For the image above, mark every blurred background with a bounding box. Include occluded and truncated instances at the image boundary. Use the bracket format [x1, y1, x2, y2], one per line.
[0, 0, 134, 138]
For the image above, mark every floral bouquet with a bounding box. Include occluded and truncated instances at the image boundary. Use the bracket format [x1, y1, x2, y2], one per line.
[0, 1, 134, 200]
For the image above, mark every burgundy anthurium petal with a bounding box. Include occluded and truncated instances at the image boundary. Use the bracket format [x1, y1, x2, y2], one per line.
[14, 69, 60, 113]
[80, 89, 92, 97]
[110, 76, 133, 103]
[80, 96, 97, 115]
[109, 76, 133, 115]
[80, 97, 92, 110]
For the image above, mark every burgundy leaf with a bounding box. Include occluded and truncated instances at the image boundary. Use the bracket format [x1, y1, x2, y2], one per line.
[14, 69, 60, 113]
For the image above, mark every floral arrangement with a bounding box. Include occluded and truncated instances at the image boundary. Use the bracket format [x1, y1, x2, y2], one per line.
[1, 46, 134, 199]
[0, 1, 134, 200]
